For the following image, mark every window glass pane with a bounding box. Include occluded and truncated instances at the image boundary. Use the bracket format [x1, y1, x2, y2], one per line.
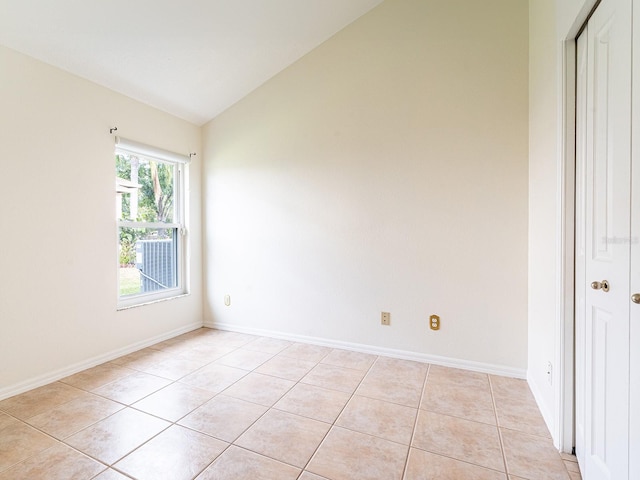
[119, 227, 178, 297]
[116, 153, 175, 223]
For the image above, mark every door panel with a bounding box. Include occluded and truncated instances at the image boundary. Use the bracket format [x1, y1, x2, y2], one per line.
[576, 0, 632, 478]
[589, 306, 610, 464]
[630, 1, 640, 477]
[591, 15, 615, 265]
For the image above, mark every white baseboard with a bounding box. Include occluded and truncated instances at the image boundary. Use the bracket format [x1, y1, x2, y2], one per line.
[0, 321, 203, 401]
[204, 321, 526, 379]
[526, 370, 556, 445]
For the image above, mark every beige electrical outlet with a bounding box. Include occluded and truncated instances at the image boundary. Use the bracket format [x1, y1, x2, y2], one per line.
[381, 312, 391, 325]
[429, 314, 440, 330]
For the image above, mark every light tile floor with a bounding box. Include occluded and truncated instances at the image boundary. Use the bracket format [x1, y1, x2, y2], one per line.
[0, 328, 582, 480]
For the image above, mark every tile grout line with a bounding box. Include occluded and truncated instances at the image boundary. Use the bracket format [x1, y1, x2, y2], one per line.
[488, 374, 510, 477]
[173, 365, 261, 480]
[111, 332, 268, 478]
[400, 362, 430, 480]
[0, 396, 123, 476]
[63, 332, 257, 478]
[58, 345, 235, 474]
[294, 354, 380, 479]
[402, 379, 510, 479]
[182, 339, 337, 479]
[132, 334, 300, 478]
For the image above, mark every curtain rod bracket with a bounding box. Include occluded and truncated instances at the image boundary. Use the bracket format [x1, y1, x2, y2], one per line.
[110, 127, 118, 134]
[189, 152, 196, 158]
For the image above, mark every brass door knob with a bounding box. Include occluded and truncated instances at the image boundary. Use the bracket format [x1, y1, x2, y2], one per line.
[632, 293, 640, 304]
[591, 280, 610, 292]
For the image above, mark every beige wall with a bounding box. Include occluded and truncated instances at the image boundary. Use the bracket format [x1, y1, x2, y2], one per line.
[203, 0, 529, 371]
[0, 46, 203, 397]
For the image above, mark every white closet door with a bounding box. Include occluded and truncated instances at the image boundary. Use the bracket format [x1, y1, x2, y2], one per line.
[629, 1, 640, 476]
[575, 0, 633, 478]
[630, 107, 640, 480]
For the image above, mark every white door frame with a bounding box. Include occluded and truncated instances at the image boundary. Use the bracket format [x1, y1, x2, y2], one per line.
[630, 5, 640, 478]
[557, 0, 601, 454]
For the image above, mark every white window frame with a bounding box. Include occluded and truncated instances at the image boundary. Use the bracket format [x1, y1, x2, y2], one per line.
[115, 136, 189, 308]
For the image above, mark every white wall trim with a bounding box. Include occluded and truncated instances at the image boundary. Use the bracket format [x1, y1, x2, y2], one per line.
[528, 369, 556, 439]
[0, 321, 203, 401]
[555, 0, 600, 454]
[205, 321, 526, 379]
[555, 36, 578, 453]
[561, 36, 579, 453]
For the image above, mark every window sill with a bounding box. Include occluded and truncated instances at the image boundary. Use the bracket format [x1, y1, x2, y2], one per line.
[117, 292, 190, 311]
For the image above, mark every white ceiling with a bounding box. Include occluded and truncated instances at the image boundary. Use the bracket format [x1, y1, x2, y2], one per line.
[0, 0, 383, 125]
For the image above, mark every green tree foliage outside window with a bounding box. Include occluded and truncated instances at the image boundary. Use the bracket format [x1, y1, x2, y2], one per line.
[117, 153, 175, 265]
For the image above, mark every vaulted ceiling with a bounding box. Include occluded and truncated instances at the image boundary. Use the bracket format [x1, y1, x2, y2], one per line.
[0, 0, 383, 125]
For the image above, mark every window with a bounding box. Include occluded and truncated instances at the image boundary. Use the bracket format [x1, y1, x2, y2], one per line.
[115, 137, 188, 307]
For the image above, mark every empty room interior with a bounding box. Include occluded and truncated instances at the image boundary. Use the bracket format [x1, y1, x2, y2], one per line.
[0, 0, 638, 479]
